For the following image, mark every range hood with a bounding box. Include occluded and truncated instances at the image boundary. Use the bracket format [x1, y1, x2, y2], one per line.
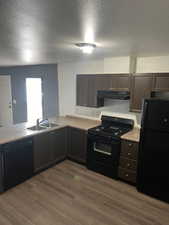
[97, 90, 130, 100]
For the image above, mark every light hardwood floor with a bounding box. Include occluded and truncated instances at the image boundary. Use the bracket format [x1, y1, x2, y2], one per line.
[0, 160, 169, 225]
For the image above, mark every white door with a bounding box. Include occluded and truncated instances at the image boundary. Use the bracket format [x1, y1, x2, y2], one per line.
[26, 78, 43, 123]
[0, 76, 13, 126]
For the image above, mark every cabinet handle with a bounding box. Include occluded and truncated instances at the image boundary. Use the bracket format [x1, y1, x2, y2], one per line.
[127, 152, 131, 156]
[125, 174, 129, 177]
[127, 163, 130, 167]
[128, 143, 132, 147]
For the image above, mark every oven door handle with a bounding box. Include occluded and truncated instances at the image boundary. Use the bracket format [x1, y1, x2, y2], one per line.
[94, 143, 112, 156]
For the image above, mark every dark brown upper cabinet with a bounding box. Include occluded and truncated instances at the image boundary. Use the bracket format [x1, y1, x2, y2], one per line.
[109, 74, 130, 90]
[76, 75, 100, 107]
[76, 74, 130, 108]
[154, 73, 169, 91]
[94, 75, 112, 90]
[130, 74, 155, 112]
[77, 73, 169, 112]
[76, 75, 89, 107]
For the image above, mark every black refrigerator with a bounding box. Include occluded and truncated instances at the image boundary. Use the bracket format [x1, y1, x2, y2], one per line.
[137, 98, 169, 203]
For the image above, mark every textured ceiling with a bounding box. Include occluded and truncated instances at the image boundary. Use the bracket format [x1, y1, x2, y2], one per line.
[0, 0, 169, 65]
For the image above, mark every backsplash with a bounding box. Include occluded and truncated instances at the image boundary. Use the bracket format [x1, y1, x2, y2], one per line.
[75, 99, 141, 126]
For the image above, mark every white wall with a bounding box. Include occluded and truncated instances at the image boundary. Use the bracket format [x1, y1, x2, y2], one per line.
[104, 57, 130, 73]
[137, 56, 169, 73]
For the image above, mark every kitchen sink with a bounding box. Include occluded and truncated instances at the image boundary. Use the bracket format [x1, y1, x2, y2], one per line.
[27, 123, 59, 131]
[42, 123, 59, 128]
[27, 126, 47, 131]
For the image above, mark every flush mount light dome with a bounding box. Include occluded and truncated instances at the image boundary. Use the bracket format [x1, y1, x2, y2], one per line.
[75, 43, 96, 54]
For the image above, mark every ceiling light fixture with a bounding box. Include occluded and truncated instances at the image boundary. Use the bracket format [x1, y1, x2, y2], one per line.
[75, 43, 96, 54]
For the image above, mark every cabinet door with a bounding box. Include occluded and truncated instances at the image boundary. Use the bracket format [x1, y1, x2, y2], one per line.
[68, 127, 87, 164]
[88, 75, 97, 107]
[154, 74, 169, 91]
[116, 75, 130, 90]
[110, 74, 130, 90]
[49, 127, 67, 163]
[130, 74, 154, 112]
[95, 75, 112, 91]
[3, 138, 33, 190]
[76, 75, 89, 107]
[33, 132, 51, 172]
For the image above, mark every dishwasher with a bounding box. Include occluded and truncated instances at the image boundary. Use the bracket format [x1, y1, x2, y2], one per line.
[0, 137, 33, 191]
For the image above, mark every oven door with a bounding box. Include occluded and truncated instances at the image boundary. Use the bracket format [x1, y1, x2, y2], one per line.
[87, 134, 121, 166]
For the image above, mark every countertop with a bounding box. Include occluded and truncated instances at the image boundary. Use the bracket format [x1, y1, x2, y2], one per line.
[121, 128, 140, 142]
[0, 115, 140, 145]
[0, 116, 100, 145]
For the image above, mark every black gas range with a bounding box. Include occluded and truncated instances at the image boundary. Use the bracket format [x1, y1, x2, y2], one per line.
[87, 115, 134, 179]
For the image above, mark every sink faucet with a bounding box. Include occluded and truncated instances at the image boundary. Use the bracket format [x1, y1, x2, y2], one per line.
[36, 118, 49, 128]
[36, 118, 40, 129]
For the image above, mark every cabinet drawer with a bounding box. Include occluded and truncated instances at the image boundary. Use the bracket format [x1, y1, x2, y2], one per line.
[119, 157, 137, 171]
[121, 140, 138, 160]
[118, 167, 136, 184]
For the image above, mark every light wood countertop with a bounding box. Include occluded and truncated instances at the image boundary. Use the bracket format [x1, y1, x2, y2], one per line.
[0, 115, 101, 145]
[121, 128, 140, 143]
[0, 115, 140, 145]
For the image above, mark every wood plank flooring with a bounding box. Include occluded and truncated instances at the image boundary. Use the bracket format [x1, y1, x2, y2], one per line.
[0, 160, 169, 225]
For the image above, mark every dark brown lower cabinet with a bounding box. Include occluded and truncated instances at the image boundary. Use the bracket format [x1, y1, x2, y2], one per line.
[68, 127, 87, 164]
[118, 140, 139, 184]
[33, 127, 67, 173]
[49, 128, 67, 163]
[34, 132, 51, 172]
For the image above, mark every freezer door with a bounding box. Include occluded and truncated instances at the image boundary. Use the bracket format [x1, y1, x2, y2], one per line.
[137, 129, 169, 203]
[142, 99, 169, 131]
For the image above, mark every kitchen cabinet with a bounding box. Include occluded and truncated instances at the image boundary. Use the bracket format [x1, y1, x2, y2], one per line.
[109, 74, 130, 90]
[116, 75, 130, 90]
[2, 137, 33, 191]
[154, 73, 169, 91]
[130, 74, 154, 112]
[87, 75, 97, 107]
[94, 74, 130, 91]
[76, 75, 104, 108]
[95, 75, 112, 90]
[76, 74, 104, 108]
[68, 127, 87, 164]
[34, 127, 67, 172]
[49, 127, 67, 163]
[34, 132, 51, 172]
[77, 73, 169, 111]
[76, 75, 89, 107]
[118, 140, 139, 184]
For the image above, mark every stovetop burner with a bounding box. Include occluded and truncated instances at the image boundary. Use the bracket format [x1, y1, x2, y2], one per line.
[88, 116, 134, 138]
[90, 125, 130, 137]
